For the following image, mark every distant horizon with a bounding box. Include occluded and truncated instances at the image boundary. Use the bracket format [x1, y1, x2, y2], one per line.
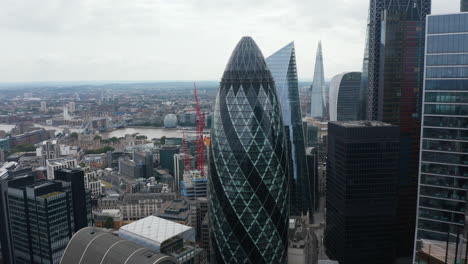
[0, 79, 317, 89]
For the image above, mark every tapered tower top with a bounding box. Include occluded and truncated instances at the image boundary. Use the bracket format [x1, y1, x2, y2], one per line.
[222, 36, 273, 82]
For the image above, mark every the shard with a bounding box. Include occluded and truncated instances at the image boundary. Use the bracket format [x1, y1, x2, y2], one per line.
[310, 41, 326, 119]
[209, 37, 289, 263]
[266, 42, 313, 217]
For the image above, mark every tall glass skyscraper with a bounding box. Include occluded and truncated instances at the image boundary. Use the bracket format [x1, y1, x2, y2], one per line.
[364, 0, 431, 120]
[209, 36, 289, 263]
[360, 0, 431, 259]
[414, 12, 468, 263]
[266, 42, 312, 217]
[329, 72, 362, 122]
[310, 41, 326, 119]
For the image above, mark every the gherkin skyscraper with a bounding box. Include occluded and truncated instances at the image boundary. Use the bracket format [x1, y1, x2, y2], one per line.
[209, 36, 290, 264]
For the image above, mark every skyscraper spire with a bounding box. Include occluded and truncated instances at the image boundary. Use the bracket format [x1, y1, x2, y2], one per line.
[310, 41, 326, 119]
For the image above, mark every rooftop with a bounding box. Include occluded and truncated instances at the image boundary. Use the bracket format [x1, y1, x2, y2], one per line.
[119, 216, 195, 248]
[61, 227, 177, 264]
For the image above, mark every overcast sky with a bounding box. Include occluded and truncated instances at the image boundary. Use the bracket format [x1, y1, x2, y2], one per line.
[0, 0, 459, 82]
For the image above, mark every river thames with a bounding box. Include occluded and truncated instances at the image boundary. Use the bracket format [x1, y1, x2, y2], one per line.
[0, 124, 207, 139]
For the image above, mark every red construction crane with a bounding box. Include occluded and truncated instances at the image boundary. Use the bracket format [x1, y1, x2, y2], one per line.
[194, 83, 205, 176]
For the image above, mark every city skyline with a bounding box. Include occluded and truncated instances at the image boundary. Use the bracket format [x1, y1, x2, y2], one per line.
[0, 0, 458, 83]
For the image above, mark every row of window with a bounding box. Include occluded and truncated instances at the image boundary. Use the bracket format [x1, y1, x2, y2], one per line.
[424, 127, 468, 141]
[427, 80, 468, 90]
[425, 92, 468, 103]
[427, 54, 468, 66]
[422, 151, 468, 165]
[426, 67, 468, 78]
[424, 116, 468, 128]
[419, 206, 465, 224]
[428, 14, 468, 34]
[419, 196, 465, 213]
[427, 34, 468, 54]
[425, 104, 468, 116]
[423, 139, 468, 153]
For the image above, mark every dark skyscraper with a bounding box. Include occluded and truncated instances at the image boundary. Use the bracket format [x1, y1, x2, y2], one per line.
[266, 42, 312, 218]
[329, 72, 362, 121]
[361, 0, 431, 259]
[55, 168, 92, 232]
[209, 36, 289, 263]
[414, 12, 468, 263]
[1, 174, 76, 264]
[462, 0, 468, 12]
[325, 121, 400, 264]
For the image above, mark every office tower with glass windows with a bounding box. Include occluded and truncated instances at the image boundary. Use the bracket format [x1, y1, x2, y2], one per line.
[329, 72, 362, 122]
[55, 168, 93, 232]
[462, 0, 468, 12]
[4, 174, 75, 264]
[364, 0, 431, 120]
[266, 42, 311, 217]
[310, 41, 326, 119]
[325, 121, 400, 264]
[414, 12, 468, 263]
[209, 36, 289, 263]
[360, 0, 431, 259]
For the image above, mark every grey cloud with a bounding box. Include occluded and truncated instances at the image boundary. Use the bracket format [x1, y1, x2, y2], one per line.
[0, 0, 460, 82]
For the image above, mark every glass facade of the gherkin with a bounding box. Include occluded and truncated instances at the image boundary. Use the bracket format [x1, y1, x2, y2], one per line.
[209, 36, 289, 264]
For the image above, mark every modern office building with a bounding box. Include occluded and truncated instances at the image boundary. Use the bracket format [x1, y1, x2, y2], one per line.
[325, 121, 400, 264]
[159, 146, 180, 175]
[310, 41, 326, 119]
[266, 42, 311, 217]
[61, 227, 177, 264]
[360, 0, 431, 258]
[0, 137, 10, 151]
[413, 12, 468, 263]
[363, 0, 431, 120]
[174, 153, 193, 192]
[119, 216, 205, 264]
[39, 140, 60, 166]
[2, 174, 76, 264]
[134, 151, 154, 178]
[462, 0, 468, 12]
[329, 72, 362, 122]
[46, 157, 77, 179]
[209, 36, 289, 263]
[55, 168, 93, 232]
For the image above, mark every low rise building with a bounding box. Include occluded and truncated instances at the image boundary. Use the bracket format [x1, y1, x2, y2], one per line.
[119, 193, 176, 222]
[61, 227, 177, 264]
[119, 216, 206, 264]
[93, 209, 124, 229]
[83, 153, 107, 169]
[46, 158, 77, 179]
[156, 198, 191, 225]
[84, 168, 102, 197]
